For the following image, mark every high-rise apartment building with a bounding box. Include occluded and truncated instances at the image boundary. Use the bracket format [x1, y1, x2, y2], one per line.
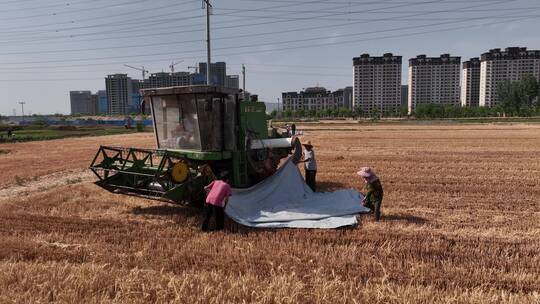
[105, 74, 132, 115]
[333, 86, 353, 109]
[282, 86, 352, 112]
[461, 58, 481, 107]
[146, 72, 191, 88]
[479, 47, 540, 107]
[199, 62, 227, 86]
[171, 72, 192, 86]
[97, 90, 108, 115]
[90, 94, 99, 115]
[147, 72, 171, 88]
[70, 91, 93, 115]
[408, 54, 461, 114]
[401, 85, 408, 107]
[225, 75, 240, 89]
[353, 53, 402, 115]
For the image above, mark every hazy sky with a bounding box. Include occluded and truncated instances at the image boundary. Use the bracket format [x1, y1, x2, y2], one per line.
[1, 0, 539, 115]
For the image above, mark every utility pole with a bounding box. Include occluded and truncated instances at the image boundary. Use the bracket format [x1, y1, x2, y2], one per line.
[202, 0, 212, 85]
[19, 101, 26, 122]
[242, 64, 246, 93]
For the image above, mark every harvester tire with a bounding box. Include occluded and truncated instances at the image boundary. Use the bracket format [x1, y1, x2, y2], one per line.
[171, 161, 189, 183]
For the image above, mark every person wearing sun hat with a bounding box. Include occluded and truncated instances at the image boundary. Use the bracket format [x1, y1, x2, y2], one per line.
[358, 167, 384, 221]
[300, 141, 317, 191]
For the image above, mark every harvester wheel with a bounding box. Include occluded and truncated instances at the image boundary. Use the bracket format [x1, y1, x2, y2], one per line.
[170, 161, 189, 183]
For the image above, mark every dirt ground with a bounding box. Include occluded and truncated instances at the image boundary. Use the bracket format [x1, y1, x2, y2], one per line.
[0, 123, 539, 303]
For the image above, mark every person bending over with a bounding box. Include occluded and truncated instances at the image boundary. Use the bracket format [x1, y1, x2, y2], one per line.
[358, 167, 384, 221]
[202, 175, 232, 231]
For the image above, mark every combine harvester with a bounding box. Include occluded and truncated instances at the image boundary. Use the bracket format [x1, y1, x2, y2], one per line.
[90, 85, 368, 228]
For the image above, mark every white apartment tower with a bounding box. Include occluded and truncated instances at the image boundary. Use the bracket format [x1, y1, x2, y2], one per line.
[408, 54, 461, 114]
[353, 53, 402, 116]
[461, 58, 481, 107]
[479, 47, 540, 107]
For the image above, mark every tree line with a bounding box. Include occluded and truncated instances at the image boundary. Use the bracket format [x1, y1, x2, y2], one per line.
[270, 75, 540, 119]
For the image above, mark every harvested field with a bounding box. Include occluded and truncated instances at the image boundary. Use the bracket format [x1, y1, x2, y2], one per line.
[0, 123, 539, 303]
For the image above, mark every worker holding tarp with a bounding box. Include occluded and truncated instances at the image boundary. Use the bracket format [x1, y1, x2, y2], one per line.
[202, 175, 232, 232]
[301, 141, 317, 192]
[358, 167, 384, 221]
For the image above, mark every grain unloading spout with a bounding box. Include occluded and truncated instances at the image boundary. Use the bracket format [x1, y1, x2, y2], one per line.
[248, 136, 303, 164]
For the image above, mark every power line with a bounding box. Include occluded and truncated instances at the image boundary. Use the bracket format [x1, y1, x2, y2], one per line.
[0, 1, 200, 35]
[1, 12, 537, 71]
[1, 12, 535, 56]
[1, 0, 513, 47]
[236, 0, 506, 3]
[0, 2, 527, 63]
[0, 0, 441, 39]
[0, 0, 165, 22]
[213, 6, 540, 17]
[0, 0, 484, 44]
[0, 0, 124, 14]
[0, 0, 355, 38]
[0, 1, 412, 44]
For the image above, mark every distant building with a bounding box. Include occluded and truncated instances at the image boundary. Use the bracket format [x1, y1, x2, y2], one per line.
[132, 79, 145, 91]
[145, 72, 192, 88]
[461, 58, 481, 107]
[190, 73, 206, 85]
[353, 53, 402, 116]
[334, 86, 353, 109]
[147, 72, 171, 88]
[171, 72, 192, 86]
[225, 75, 240, 89]
[479, 47, 540, 107]
[281, 86, 351, 112]
[105, 74, 132, 115]
[199, 62, 227, 86]
[408, 54, 461, 114]
[401, 85, 408, 107]
[97, 90, 108, 114]
[70, 91, 93, 115]
[90, 94, 99, 115]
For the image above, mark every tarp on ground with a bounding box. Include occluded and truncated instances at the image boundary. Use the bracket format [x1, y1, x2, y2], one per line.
[225, 159, 370, 229]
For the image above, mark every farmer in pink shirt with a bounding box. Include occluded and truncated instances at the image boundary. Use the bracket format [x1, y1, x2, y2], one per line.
[201, 174, 232, 231]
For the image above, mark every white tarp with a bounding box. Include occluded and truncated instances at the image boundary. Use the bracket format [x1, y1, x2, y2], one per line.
[225, 159, 370, 228]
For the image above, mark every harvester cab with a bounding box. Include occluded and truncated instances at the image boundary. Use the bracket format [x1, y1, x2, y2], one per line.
[90, 85, 302, 205]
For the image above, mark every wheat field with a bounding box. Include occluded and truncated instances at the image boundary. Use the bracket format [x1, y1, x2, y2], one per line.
[0, 123, 539, 303]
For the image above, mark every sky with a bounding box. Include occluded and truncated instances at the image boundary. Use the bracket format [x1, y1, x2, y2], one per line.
[1, 0, 540, 116]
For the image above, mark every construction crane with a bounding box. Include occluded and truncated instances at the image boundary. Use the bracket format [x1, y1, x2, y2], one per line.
[169, 60, 184, 73]
[124, 64, 149, 80]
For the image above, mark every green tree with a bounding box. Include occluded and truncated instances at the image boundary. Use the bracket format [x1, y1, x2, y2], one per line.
[497, 80, 522, 115]
[371, 107, 380, 120]
[318, 109, 329, 118]
[270, 109, 278, 118]
[339, 107, 352, 118]
[283, 110, 292, 118]
[354, 107, 364, 118]
[399, 105, 409, 117]
[297, 109, 306, 118]
[520, 74, 539, 107]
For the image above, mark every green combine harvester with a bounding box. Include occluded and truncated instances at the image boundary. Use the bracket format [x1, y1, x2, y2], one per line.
[90, 85, 302, 205]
